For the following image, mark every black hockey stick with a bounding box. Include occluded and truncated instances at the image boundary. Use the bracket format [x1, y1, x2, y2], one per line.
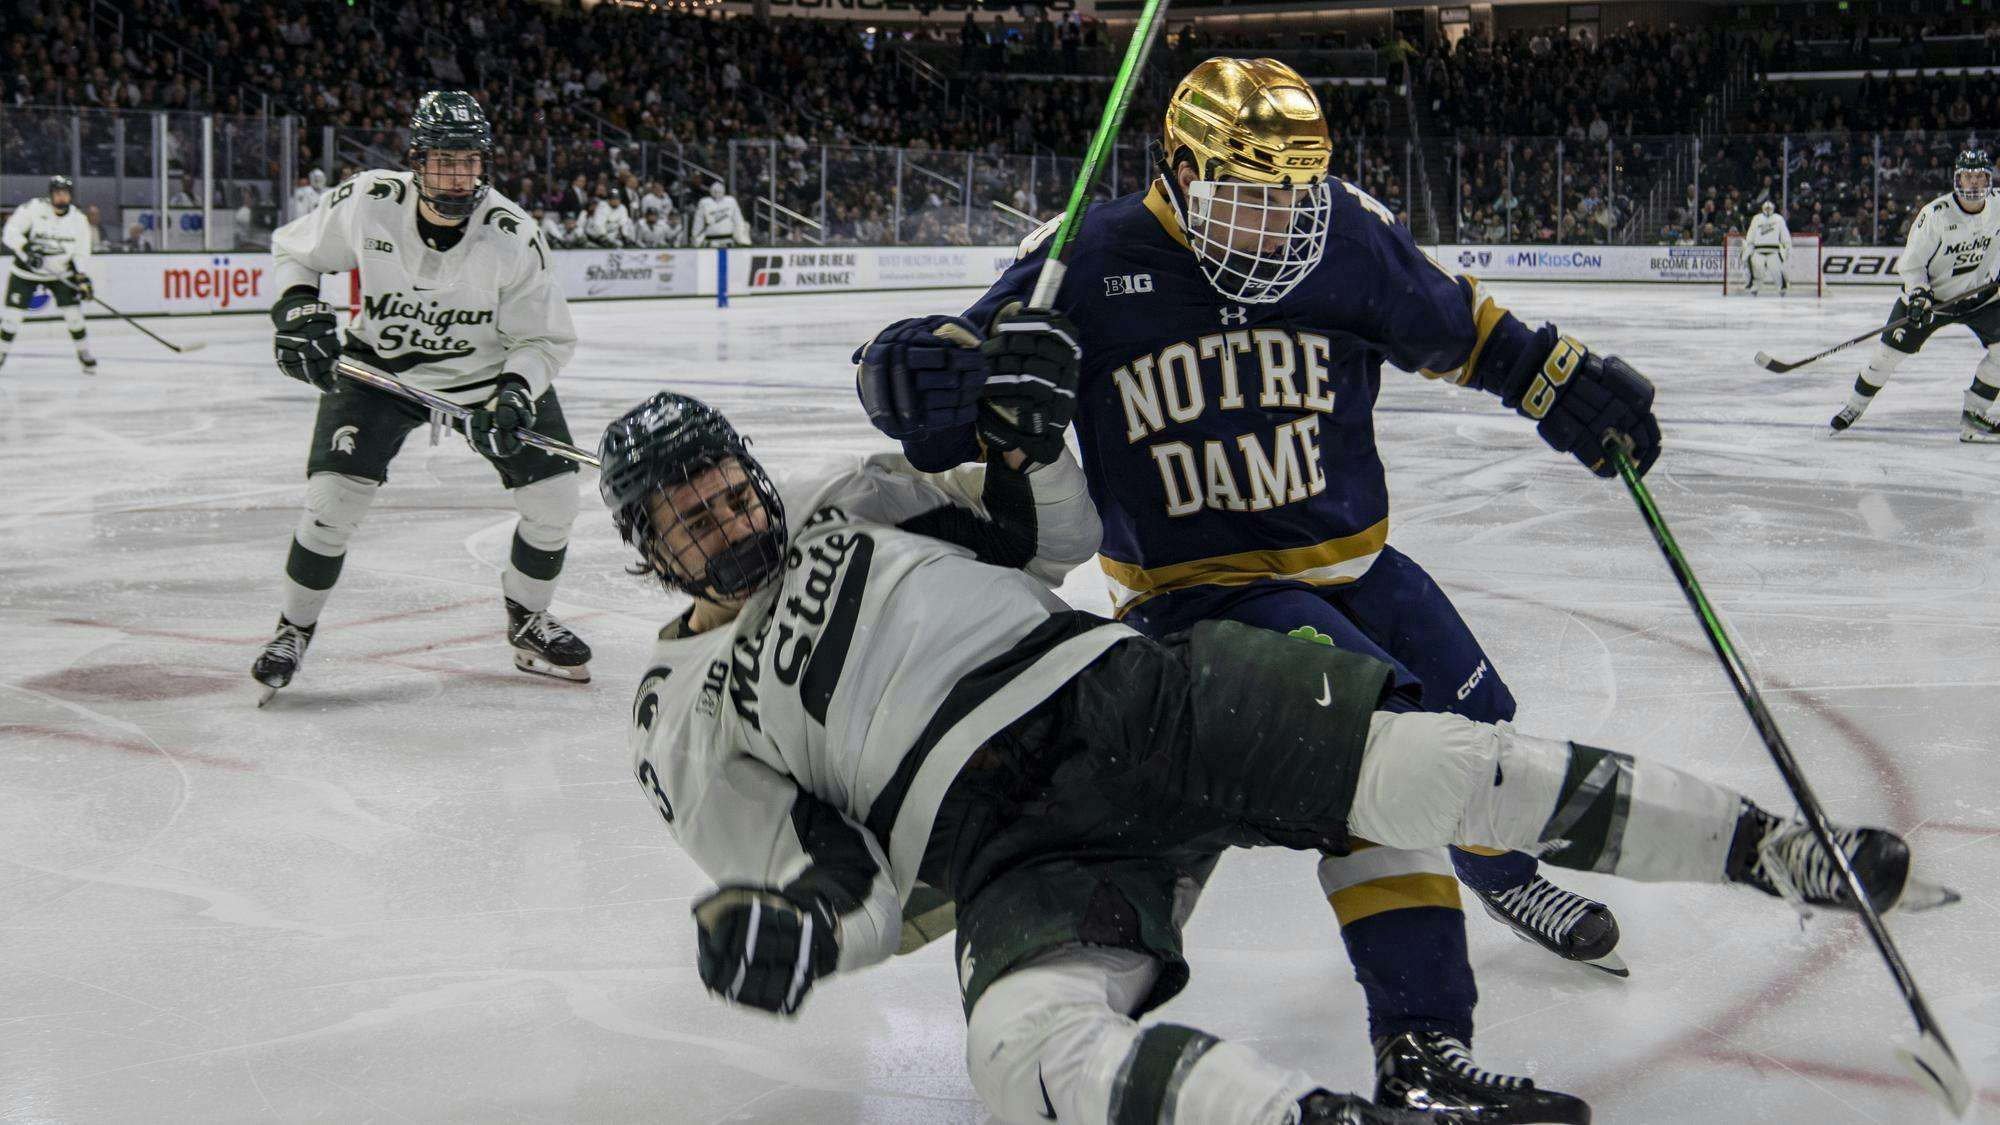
[1607, 439, 1971, 1117]
[89, 295, 208, 354]
[334, 359, 600, 467]
[1754, 279, 2000, 373]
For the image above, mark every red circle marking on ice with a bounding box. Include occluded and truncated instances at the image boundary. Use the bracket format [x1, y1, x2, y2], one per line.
[19, 664, 239, 702]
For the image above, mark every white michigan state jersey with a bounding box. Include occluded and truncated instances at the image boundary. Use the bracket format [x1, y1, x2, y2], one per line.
[1744, 211, 1791, 254]
[692, 195, 747, 244]
[1899, 191, 2000, 302]
[270, 170, 574, 406]
[3, 197, 94, 282]
[627, 452, 1115, 972]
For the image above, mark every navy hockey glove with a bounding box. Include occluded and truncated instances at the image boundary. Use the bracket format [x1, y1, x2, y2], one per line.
[270, 289, 341, 391]
[977, 306, 1081, 464]
[1905, 287, 1937, 329]
[65, 269, 93, 302]
[1519, 338, 1662, 478]
[853, 314, 986, 440]
[462, 376, 535, 459]
[692, 885, 840, 1016]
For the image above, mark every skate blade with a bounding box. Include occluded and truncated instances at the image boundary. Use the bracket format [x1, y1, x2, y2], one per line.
[1488, 905, 1631, 978]
[1895, 876, 1962, 914]
[514, 652, 590, 683]
[1577, 949, 1630, 978]
[254, 681, 280, 708]
[1898, 1027, 1973, 1117]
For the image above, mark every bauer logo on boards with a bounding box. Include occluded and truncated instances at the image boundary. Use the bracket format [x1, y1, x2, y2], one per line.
[162, 257, 264, 309]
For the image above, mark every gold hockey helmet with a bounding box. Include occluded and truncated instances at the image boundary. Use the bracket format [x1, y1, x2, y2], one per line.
[1162, 57, 1332, 187]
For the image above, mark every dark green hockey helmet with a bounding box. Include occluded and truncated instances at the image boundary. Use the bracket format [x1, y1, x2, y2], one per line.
[407, 89, 493, 220]
[1954, 147, 1992, 205]
[48, 174, 73, 213]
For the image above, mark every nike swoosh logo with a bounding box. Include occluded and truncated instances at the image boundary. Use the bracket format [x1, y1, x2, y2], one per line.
[1037, 1066, 1057, 1120]
[1314, 673, 1332, 708]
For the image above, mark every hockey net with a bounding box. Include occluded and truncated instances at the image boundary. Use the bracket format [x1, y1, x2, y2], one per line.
[1722, 231, 1823, 296]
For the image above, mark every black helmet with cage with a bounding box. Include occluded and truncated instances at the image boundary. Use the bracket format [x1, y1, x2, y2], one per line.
[48, 174, 74, 214]
[407, 90, 494, 221]
[1954, 148, 1992, 206]
[599, 393, 788, 602]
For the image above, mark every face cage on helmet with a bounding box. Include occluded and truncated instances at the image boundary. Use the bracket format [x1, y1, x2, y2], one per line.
[1176, 179, 1333, 305]
[1956, 169, 1993, 205]
[614, 454, 788, 603]
[410, 146, 492, 221]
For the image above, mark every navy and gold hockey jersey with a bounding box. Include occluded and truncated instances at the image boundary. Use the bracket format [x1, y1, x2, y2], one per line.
[902, 178, 1558, 617]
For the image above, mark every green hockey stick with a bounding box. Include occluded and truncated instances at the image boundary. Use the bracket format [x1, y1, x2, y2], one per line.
[1608, 440, 1970, 1118]
[1026, 0, 1173, 309]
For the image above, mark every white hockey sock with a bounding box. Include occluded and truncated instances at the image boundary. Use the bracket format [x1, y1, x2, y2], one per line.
[280, 575, 335, 629]
[503, 476, 577, 612]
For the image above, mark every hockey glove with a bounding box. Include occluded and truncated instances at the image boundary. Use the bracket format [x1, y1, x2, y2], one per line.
[462, 376, 535, 459]
[16, 245, 44, 273]
[270, 289, 341, 391]
[65, 270, 93, 302]
[1518, 337, 1662, 478]
[692, 885, 840, 1016]
[853, 314, 986, 440]
[977, 305, 1081, 465]
[1905, 288, 1937, 329]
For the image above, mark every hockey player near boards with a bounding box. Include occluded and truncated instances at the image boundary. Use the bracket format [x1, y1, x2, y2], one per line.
[1831, 148, 2000, 441]
[690, 180, 751, 247]
[1741, 201, 1793, 295]
[1, 175, 99, 375]
[862, 56, 1663, 1119]
[604, 391, 1935, 1125]
[250, 90, 591, 703]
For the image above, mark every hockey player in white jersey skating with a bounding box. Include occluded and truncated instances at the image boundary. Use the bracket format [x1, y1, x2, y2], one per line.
[604, 390, 1944, 1125]
[251, 90, 590, 703]
[1831, 147, 2000, 441]
[1, 175, 99, 375]
[1741, 201, 1793, 295]
[689, 180, 750, 247]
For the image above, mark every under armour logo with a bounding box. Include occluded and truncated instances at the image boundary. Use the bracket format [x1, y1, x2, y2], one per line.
[1219, 306, 1248, 326]
[331, 425, 358, 454]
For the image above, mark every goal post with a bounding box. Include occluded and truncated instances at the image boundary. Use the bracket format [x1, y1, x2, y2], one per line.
[1723, 231, 1823, 296]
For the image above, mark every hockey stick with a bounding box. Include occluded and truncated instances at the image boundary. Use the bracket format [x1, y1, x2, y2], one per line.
[334, 359, 600, 467]
[88, 295, 208, 354]
[1025, 0, 1172, 308]
[1606, 439, 1972, 1118]
[1754, 279, 2000, 373]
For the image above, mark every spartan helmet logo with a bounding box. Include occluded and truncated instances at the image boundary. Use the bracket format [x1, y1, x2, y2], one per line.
[331, 425, 359, 454]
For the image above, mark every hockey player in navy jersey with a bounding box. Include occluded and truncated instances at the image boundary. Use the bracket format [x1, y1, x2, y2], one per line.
[858, 57, 1662, 1121]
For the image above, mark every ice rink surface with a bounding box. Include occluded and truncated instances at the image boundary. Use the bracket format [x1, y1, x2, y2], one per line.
[3, 281, 1998, 1125]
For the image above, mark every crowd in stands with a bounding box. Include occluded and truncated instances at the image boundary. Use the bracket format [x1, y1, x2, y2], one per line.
[6, 0, 2000, 251]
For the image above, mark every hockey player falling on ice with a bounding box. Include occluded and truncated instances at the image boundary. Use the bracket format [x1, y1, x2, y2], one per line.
[690, 180, 751, 248]
[864, 57, 1661, 1120]
[1740, 200, 1793, 295]
[603, 391, 1941, 1125]
[250, 90, 591, 703]
[1, 175, 99, 375]
[1830, 147, 2000, 441]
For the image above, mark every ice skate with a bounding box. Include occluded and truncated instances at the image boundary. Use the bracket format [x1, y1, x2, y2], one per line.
[1959, 409, 2000, 443]
[1730, 811, 1957, 914]
[507, 598, 591, 682]
[1297, 1090, 1437, 1124]
[251, 616, 316, 706]
[1476, 875, 1628, 978]
[1373, 1032, 1590, 1124]
[78, 349, 96, 376]
[1829, 403, 1866, 434]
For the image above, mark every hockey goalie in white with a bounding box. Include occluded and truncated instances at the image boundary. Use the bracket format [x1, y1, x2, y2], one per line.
[607, 382, 1952, 1125]
[690, 180, 751, 247]
[250, 89, 592, 703]
[1741, 200, 1793, 295]
[1830, 146, 2000, 441]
